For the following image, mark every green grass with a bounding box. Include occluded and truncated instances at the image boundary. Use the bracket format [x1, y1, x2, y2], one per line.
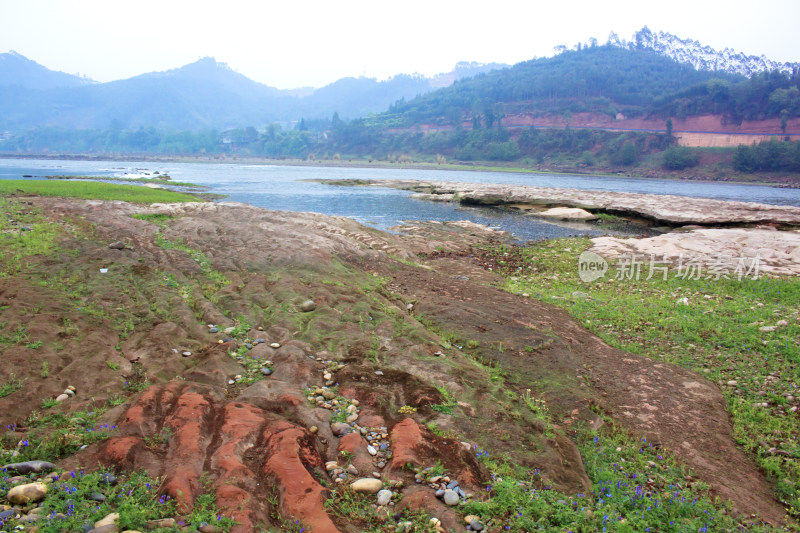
[0, 372, 24, 398]
[0, 197, 60, 276]
[483, 237, 800, 519]
[462, 422, 768, 532]
[0, 179, 199, 203]
[46, 174, 203, 187]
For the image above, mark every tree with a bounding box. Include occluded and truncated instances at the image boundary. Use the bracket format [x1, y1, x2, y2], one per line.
[666, 118, 673, 138]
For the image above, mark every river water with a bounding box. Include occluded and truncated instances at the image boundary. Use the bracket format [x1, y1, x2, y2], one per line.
[2, 158, 799, 242]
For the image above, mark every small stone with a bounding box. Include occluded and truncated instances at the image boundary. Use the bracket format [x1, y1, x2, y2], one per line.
[309, 426, 318, 434]
[90, 492, 106, 502]
[727, 380, 738, 386]
[67, 385, 76, 392]
[56, 393, 70, 402]
[322, 389, 337, 400]
[270, 342, 281, 349]
[108, 241, 126, 250]
[146, 518, 175, 529]
[470, 519, 486, 531]
[376, 489, 392, 506]
[261, 368, 273, 376]
[374, 371, 384, 376]
[209, 327, 219, 333]
[299, 300, 317, 312]
[325, 461, 339, 471]
[64, 388, 75, 397]
[435, 489, 445, 498]
[760, 326, 777, 332]
[346, 413, 359, 424]
[373, 472, 381, 478]
[6, 482, 47, 504]
[446, 480, 459, 490]
[443, 489, 459, 506]
[350, 478, 383, 494]
[99, 473, 118, 486]
[198, 524, 220, 533]
[367, 445, 377, 456]
[777, 320, 789, 327]
[323, 372, 332, 381]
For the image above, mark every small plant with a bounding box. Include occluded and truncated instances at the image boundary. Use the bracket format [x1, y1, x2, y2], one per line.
[398, 405, 417, 415]
[430, 386, 458, 415]
[106, 360, 120, 370]
[40, 361, 49, 378]
[41, 397, 60, 409]
[0, 373, 25, 397]
[123, 364, 150, 392]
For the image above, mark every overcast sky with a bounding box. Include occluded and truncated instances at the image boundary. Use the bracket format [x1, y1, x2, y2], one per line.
[1, 0, 799, 89]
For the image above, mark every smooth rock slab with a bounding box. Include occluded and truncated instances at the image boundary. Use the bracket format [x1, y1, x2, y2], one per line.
[350, 478, 383, 494]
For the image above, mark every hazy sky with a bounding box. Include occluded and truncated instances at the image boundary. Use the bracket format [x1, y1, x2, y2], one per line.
[1, 0, 798, 89]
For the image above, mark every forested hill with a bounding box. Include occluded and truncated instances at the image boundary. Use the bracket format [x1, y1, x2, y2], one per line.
[376, 46, 745, 127]
[376, 45, 800, 128]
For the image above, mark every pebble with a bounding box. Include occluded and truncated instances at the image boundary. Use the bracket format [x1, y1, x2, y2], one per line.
[108, 241, 126, 250]
[367, 445, 377, 456]
[209, 327, 219, 333]
[443, 489, 459, 506]
[376, 489, 392, 506]
[182, 351, 191, 357]
[346, 465, 359, 475]
[309, 426, 318, 434]
[270, 342, 281, 349]
[374, 371, 384, 376]
[299, 300, 317, 312]
[373, 472, 381, 478]
[55, 393, 70, 402]
[350, 478, 383, 494]
[261, 368, 273, 376]
[100, 472, 118, 485]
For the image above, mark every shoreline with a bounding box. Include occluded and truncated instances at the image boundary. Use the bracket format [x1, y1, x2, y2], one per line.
[1, 152, 797, 189]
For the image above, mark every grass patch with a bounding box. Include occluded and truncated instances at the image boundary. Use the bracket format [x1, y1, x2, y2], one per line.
[483, 237, 800, 518]
[461, 422, 770, 531]
[0, 179, 199, 203]
[0, 197, 60, 276]
[0, 372, 24, 398]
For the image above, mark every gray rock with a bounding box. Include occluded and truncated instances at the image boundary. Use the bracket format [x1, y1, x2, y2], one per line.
[367, 445, 377, 456]
[108, 241, 126, 250]
[299, 300, 317, 312]
[2, 460, 56, 474]
[261, 367, 273, 376]
[443, 489, 460, 506]
[376, 489, 392, 506]
[55, 393, 70, 402]
[470, 519, 486, 531]
[446, 480, 459, 490]
[99, 472, 117, 485]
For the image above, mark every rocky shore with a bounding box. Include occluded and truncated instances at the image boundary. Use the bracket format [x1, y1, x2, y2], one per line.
[0, 195, 795, 531]
[328, 178, 800, 226]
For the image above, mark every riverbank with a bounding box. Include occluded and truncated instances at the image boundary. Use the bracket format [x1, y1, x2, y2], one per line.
[0, 189, 797, 530]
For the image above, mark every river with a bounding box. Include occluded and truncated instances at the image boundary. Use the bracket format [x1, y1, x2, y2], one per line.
[2, 158, 799, 242]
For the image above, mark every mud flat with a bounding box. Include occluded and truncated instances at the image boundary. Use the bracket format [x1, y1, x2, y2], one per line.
[0, 196, 793, 531]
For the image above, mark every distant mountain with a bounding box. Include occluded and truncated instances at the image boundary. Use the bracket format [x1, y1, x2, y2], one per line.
[0, 52, 508, 131]
[0, 50, 93, 89]
[610, 27, 799, 78]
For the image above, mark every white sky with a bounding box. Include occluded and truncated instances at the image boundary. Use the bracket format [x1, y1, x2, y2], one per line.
[1, 0, 799, 89]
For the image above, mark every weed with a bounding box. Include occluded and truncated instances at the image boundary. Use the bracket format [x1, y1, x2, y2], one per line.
[41, 361, 49, 378]
[0, 373, 24, 397]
